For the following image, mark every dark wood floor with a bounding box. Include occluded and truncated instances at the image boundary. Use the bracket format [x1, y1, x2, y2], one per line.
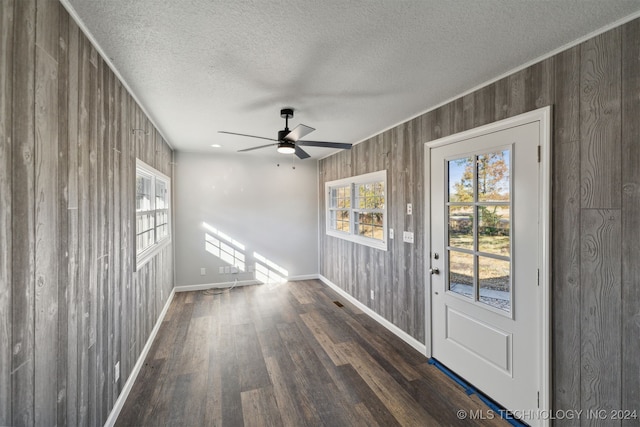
[116, 280, 508, 426]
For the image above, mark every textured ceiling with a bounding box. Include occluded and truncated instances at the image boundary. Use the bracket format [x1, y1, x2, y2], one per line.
[64, 0, 640, 159]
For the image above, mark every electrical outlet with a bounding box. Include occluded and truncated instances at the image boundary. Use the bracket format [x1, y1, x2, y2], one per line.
[407, 203, 412, 215]
[115, 362, 120, 382]
[370, 289, 375, 300]
[389, 228, 394, 239]
[200, 268, 206, 276]
[219, 266, 224, 274]
[403, 231, 414, 243]
[224, 266, 230, 274]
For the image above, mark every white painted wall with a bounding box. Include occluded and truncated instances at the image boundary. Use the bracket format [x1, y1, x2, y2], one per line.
[174, 151, 319, 286]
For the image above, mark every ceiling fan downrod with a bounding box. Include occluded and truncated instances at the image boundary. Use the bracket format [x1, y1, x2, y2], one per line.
[280, 108, 294, 136]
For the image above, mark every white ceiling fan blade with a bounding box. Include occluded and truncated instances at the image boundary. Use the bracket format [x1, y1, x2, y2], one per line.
[285, 124, 315, 142]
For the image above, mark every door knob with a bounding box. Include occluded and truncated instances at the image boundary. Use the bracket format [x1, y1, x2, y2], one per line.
[429, 267, 440, 275]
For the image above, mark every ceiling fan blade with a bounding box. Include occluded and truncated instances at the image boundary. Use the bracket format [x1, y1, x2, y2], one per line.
[297, 140, 353, 150]
[238, 143, 278, 152]
[295, 145, 311, 159]
[219, 131, 278, 142]
[285, 124, 315, 142]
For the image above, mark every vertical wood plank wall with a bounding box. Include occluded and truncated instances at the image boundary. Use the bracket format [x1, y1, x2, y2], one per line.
[0, 0, 14, 423]
[0, 1, 175, 425]
[319, 19, 640, 422]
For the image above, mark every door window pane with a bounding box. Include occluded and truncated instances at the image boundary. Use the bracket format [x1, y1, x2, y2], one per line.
[445, 147, 512, 315]
[478, 256, 510, 312]
[448, 156, 474, 202]
[448, 205, 473, 250]
[477, 150, 510, 202]
[449, 250, 474, 299]
[478, 206, 510, 256]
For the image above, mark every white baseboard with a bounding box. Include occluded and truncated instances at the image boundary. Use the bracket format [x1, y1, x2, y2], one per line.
[174, 274, 319, 292]
[104, 287, 176, 427]
[174, 279, 260, 292]
[318, 275, 427, 355]
[288, 274, 320, 281]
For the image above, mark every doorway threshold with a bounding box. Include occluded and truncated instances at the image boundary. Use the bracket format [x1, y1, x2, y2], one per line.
[428, 358, 528, 427]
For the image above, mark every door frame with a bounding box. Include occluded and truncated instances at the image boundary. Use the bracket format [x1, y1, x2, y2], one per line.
[423, 106, 552, 421]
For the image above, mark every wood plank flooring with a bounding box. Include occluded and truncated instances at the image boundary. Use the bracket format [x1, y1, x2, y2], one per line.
[116, 280, 508, 426]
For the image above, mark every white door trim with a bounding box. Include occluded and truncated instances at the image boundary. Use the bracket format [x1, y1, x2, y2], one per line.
[423, 106, 552, 424]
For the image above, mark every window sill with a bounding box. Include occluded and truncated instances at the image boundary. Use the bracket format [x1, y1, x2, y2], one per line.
[326, 230, 387, 251]
[136, 237, 171, 271]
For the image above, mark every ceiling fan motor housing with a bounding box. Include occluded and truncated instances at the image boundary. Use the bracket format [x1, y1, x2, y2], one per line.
[278, 129, 290, 141]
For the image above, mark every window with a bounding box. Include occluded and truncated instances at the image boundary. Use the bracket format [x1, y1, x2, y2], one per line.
[136, 160, 171, 268]
[326, 170, 387, 250]
[329, 184, 351, 233]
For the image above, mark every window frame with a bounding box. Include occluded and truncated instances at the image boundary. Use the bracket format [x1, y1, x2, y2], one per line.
[136, 159, 171, 270]
[325, 170, 388, 251]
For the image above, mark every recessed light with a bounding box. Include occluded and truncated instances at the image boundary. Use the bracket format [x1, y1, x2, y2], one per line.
[211, 144, 222, 148]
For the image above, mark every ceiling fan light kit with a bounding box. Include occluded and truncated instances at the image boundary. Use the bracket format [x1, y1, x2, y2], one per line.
[277, 141, 296, 154]
[219, 108, 352, 159]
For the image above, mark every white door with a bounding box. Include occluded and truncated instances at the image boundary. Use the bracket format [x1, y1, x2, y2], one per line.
[429, 117, 546, 423]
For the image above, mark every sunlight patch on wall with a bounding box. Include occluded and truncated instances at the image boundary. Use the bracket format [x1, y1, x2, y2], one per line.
[203, 222, 246, 271]
[254, 252, 288, 284]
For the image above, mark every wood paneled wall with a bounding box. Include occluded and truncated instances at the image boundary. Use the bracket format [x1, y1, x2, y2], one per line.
[0, 1, 174, 425]
[319, 19, 640, 421]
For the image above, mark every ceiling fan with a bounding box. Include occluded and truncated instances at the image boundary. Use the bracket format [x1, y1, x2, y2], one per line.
[219, 108, 352, 159]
